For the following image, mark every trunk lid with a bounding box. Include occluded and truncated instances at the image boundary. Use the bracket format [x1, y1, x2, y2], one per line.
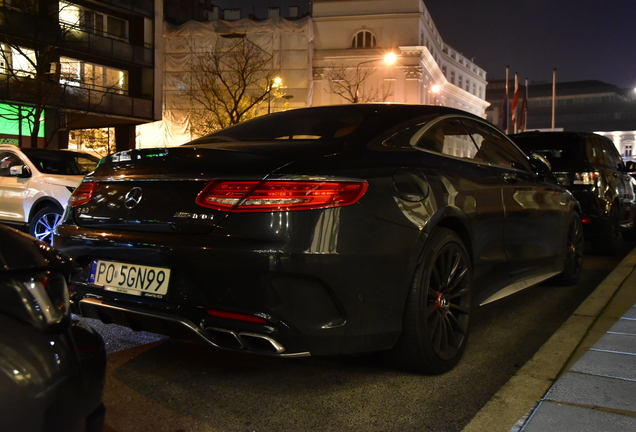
[69, 143, 342, 234]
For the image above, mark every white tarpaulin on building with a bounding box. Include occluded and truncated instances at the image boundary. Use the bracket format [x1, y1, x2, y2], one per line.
[137, 16, 314, 148]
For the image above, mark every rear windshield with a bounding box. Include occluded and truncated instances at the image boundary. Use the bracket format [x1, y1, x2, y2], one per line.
[188, 106, 371, 143]
[512, 136, 583, 171]
[22, 149, 100, 175]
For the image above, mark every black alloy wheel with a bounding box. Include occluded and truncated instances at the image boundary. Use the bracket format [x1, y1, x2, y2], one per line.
[30, 206, 63, 246]
[553, 213, 584, 285]
[388, 228, 472, 374]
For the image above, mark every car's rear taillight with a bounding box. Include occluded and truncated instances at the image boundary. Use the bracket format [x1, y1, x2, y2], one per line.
[573, 172, 599, 185]
[68, 181, 96, 207]
[196, 180, 368, 212]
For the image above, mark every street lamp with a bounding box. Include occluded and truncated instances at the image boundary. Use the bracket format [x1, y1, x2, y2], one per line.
[268, 77, 283, 114]
[431, 84, 441, 105]
[353, 52, 399, 103]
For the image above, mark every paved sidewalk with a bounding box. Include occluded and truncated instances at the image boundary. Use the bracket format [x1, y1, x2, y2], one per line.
[463, 247, 636, 432]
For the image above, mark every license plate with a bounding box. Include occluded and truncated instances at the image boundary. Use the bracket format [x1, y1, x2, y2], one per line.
[90, 260, 171, 297]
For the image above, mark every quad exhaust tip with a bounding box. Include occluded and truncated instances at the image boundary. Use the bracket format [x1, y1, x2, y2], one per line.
[206, 327, 286, 354]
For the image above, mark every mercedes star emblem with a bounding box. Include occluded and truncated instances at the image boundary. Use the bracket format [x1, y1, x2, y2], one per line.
[124, 187, 143, 209]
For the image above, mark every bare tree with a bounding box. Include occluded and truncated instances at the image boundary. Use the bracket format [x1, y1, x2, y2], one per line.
[182, 35, 280, 137]
[325, 63, 392, 103]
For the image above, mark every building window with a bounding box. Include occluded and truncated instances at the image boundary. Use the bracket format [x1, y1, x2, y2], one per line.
[458, 75, 463, 88]
[10, 47, 36, 78]
[59, 1, 129, 42]
[450, 70, 455, 84]
[60, 56, 128, 94]
[441, 65, 447, 77]
[352, 30, 376, 48]
[5, 0, 37, 11]
[0, 44, 37, 77]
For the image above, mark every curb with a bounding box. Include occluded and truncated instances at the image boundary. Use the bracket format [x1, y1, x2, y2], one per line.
[462, 247, 636, 432]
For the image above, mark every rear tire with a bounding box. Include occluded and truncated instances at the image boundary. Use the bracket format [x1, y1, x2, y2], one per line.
[590, 205, 620, 256]
[29, 206, 63, 246]
[553, 213, 584, 285]
[387, 228, 472, 374]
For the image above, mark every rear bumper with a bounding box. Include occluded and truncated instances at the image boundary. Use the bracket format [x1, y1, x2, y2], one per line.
[58, 221, 418, 357]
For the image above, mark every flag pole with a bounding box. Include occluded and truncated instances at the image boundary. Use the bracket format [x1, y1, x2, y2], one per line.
[551, 69, 556, 131]
[503, 66, 509, 133]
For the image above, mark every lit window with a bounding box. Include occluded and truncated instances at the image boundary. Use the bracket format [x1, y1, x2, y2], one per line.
[59, 1, 81, 28]
[59, 56, 128, 94]
[59, 1, 129, 42]
[12, 47, 36, 77]
[352, 30, 377, 48]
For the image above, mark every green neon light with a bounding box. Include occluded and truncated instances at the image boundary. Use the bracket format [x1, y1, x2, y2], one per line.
[0, 103, 45, 137]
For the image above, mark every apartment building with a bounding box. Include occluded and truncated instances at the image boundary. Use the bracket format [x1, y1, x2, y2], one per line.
[0, 0, 163, 150]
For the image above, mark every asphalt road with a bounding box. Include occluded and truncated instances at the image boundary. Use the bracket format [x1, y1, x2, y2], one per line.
[91, 241, 635, 432]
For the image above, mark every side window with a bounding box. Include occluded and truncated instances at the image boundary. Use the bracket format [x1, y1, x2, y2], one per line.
[586, 138, 605, 165]
[0, 151, 23, 177]
[598, 137, 623, 169]
[411, 118, 479, 158]
[461, 119, 532, 171]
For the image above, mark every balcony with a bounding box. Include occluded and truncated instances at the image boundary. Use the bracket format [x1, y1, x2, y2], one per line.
[61, 30, 153, 67]
[0, 73, 153, 122]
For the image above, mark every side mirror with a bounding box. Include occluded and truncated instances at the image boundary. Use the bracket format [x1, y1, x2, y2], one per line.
[625, 160, 636, 172]
[528, 152, 551, 175]
[9, 165, 31, 178]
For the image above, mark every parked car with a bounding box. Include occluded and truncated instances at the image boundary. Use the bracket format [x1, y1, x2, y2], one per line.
[510, 131, 636, 255]
[0, 225, 106, 432]
[55, 104, 583, 374]
[0, 145, 100, 245]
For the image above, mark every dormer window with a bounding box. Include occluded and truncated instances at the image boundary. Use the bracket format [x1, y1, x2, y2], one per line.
[352, 30, 376, 48]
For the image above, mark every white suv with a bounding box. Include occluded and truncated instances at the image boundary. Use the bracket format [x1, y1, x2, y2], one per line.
[0, 145, 99, 245]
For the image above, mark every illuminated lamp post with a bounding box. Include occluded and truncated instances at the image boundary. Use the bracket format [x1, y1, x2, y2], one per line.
[431, 84, 441, 105]
[353, 52, 398, 103]
[267, 77, 283, 114]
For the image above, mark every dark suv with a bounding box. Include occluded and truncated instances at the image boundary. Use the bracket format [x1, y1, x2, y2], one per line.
[510, 131, 636, 255]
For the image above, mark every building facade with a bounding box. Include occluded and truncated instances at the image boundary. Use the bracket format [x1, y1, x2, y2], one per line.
[311, 0, 488, 116]
[0, 0, 163, 150]
[487, 79, 636, 159]
[143, 0, 488, 147]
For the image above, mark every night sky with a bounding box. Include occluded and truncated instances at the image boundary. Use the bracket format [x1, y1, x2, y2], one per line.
[425, 0, 636, 88]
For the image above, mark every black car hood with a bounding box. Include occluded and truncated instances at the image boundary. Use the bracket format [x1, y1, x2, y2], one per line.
[0, 226, 75, 274]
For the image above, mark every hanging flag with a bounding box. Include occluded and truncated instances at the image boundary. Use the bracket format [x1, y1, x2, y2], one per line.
[511, 73, 519, 133]
[519, 78, 528, 132]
